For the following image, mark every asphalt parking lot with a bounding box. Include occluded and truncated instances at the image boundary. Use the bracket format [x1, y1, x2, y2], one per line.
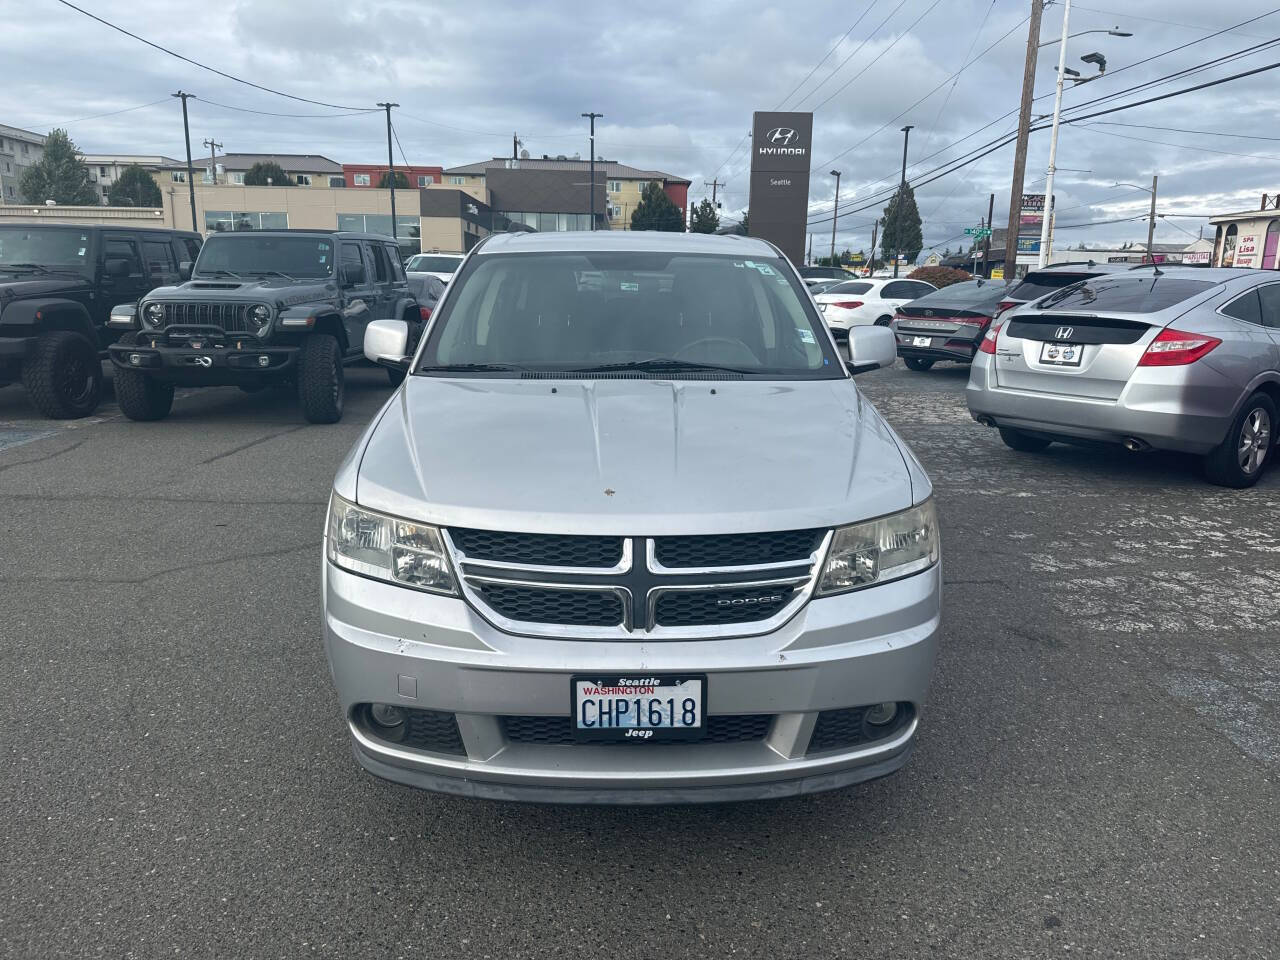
[2, 361, 1277, 959]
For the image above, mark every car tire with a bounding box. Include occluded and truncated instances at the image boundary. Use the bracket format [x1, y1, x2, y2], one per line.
[114, 367, 174, 421]
[999, 426, 1052, 453]
[298, 333, 344, 424]
[1204, 391, 1275, 488]
[875, 316, 893, 327]
[904, 357, 934, 372]
[22, 331, 102, 419]
[386, 367, 406, 387]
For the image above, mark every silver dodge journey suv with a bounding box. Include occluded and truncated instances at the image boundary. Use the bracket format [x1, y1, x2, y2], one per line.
[323, 231, 941, 803]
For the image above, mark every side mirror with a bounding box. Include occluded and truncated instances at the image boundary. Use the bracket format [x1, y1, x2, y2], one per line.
[364, 318, 410, 368]
[844, 326, 897, 375]
[105, 257, 131, 278]
[341, 262, 366, 287]
[178, 261, 192, 281]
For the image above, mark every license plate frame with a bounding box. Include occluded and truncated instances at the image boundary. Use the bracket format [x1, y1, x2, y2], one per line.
[912, 336, 932, 347]
[1039, 341, 1083, 366]
[571, 674, 707, 742]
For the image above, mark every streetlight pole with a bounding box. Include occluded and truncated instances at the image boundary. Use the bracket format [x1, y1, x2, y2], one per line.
[582, 112, 603, 230]
[172, 91, 198, 232]
[1037, 0, 1072, 269]
[893, 125, 913, 278]
[377, 102, 399, 241]
[830, 170, 842, 264]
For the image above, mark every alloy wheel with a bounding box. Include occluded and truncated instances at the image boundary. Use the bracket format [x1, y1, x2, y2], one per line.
[1238, 407, 1271, 476]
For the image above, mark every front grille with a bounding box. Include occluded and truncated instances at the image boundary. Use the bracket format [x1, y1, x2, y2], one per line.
[475, 582, 623, 626]
[502, 714, 772, 745]
[160, 301, 257, 334]
[654, 529, 824, 568]
[654, 585, 798, 626]
[450, 528, 623, 568]
[807, 703, 914, 754]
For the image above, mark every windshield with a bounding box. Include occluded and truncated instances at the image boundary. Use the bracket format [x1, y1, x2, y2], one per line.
[419, 251, 842, 378]
[800, 267, 846, 279]
[826, 280, 873, 295]
[1011, 271, 1103, 301]
[1037, 276, 1214, 313]
[911, 280, 1008, 308]
[0, 227, 93, 272]
[407, 255, 462, 273]
[194, 234, 334, 279]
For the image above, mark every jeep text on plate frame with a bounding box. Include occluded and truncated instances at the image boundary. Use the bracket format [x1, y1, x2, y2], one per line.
[572, 675, 706, 742]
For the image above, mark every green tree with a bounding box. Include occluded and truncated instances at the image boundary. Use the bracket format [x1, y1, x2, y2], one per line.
[19, 129, 97, 205]
[689, 198, 720, 234]
[879, 182, 923, 267]
[630, 181, 684, 232]
[107, 164, 162, 207]
[378, 170, 410, 189]
[740, 209, 749, 233]
[243, 161, 290, 186]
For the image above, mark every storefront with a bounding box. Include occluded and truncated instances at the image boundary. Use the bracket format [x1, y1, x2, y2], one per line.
[1210, 195, 1280, 269]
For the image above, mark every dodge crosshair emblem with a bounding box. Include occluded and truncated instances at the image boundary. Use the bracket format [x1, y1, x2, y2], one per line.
[1055, 326, 1075, 340]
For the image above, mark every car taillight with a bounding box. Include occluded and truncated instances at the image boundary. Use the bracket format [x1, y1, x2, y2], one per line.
[830, 300, 864, 310]
[993, 299, 1017, 319]
[418, 305, 433, 322]
[1138, 327, 1221, 366]
[977, 322, 1001, 355]
[952, 316, 991, 328]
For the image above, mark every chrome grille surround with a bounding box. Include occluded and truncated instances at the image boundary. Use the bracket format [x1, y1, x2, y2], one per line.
[444, 529, 832, 641]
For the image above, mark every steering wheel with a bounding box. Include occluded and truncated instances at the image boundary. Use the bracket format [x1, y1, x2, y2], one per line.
[674, 337, 755, 363]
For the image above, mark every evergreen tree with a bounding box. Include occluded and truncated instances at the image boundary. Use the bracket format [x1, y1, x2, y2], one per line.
[879, 182, 924, 266]
[689, 198, 720, 234]
[630, 181, 684, 232]
[378, 171, 410, 189]
[243, 161, 290, 186]
[107, 164, 162, 207]
[19, 129, 97, 205]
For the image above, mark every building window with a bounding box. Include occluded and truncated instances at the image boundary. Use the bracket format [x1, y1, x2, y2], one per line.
[354, 173, 371, 186]
[205, 210, 289, 232]
[417, 175, 431, 187]
[329, 176, 345, 188]
[295, 174, 312, 186]
[230, 172, 245, 185]
[99, 165, 107, 176]
[21, 143, 29, 155]
[449, 175, 465, 185]
[337, 213, 419, 237]
[172, 171, 187, 183]
[608, 205, 622, 219]
[608, 180, 621, 193]
[7, 185, 15, 198]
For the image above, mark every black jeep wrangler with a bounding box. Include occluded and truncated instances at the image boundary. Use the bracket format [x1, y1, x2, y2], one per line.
[108, 230, 418, 423]
[0, 223, 201, 418]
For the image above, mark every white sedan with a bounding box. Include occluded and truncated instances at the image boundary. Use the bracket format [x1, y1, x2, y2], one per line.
[814, 277, 937, 339]
[404, 252, 464, 283]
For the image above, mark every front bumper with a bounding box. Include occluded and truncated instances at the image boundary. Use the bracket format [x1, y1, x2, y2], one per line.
[965, 352, 1234, 454]
[108, 338, 299, 384]
[323, 560, 942, 804]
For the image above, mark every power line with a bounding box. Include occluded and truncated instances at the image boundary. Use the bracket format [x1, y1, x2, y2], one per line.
[1086, 119, 1280, 142]
[775, 2, 880, 110]
[194, 97, 376, 119]
[1071, 123, 1280, 162]
[797, 0, 908, 109]
[31, 97, 171, 129]
[391, 122, 412, 170]
[916, 0, 999, 158]
[52, 0, 378, 112]
[1072, 4, 1276, 40]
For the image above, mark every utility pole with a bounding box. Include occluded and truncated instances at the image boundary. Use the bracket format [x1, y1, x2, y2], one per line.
[581, 112, 603, 230]
[1006, 0, 1045, 281]
[807, 233, 813, 265]
[202, 138, 222, 185]
[869, 220, 879, 276]
[704, 178, 723, 206]
[513, 132, 522, 160]
[1146, 174, 1158, 261]
[377, 102, 399, 241]
[984, 192, 995, 278]
[829, 170, 842, 264]
[171, 91, 197, 232]
[893, 125, 913, 278]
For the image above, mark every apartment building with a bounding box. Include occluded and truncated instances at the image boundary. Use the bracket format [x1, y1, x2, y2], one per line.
[82, 154, 180, 204]
[153, 153, 345, 190]
[0, 124, 46, 204]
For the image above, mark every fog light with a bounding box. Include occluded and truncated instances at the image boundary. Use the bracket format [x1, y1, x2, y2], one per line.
[257, 355, 270, 367]
[370, 703, 405, 728]
[129, 353, 142, 366]
[866, 701, 898, 726]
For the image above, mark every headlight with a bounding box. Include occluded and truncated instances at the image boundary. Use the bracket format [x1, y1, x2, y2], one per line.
[143, 302, 165, 325]
[250, 304, 272, 329]
[817, 500, 938, 595]
[326, 493, 456, 595]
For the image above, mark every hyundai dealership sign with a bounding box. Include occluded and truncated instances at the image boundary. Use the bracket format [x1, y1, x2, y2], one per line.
[748, 111, 813, 265]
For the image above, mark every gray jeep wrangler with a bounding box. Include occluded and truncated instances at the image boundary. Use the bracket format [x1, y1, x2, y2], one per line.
[107, 230, 418, 423]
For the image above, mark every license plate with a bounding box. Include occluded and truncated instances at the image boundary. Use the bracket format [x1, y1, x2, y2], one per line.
[572, 675, 705, 741]
[912, 336, 932, 347]
[1040, 341, 1082, 366]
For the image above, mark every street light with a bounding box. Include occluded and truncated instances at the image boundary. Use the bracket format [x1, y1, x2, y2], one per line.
[829, 170, 842, 264]
[1040, 26, 1132, 47]
[1036, 0, 1132, 268]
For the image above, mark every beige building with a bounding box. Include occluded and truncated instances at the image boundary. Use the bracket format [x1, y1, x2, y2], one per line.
[153, 153, 345, 191]
[82, 154, 180, 205]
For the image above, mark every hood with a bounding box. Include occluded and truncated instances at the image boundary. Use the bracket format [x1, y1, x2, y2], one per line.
[351, 377, 917, 535]
[147, 277, 337, 306]
[0, 273, 90, 301]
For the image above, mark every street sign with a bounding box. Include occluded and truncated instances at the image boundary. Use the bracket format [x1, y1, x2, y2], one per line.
[964, 227, 992, 238]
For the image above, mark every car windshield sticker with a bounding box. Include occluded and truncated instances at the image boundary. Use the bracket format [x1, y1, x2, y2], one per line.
[797, 328, 816, 344]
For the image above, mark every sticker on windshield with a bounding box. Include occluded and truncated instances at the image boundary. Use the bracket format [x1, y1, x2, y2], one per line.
[797, 328, 816, 344]
[77, 248, 86, 256]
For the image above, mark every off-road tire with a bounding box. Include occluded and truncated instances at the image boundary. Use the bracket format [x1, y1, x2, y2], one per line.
[1204, 391, 1275, 488]
[114, 367, 174, 421]
[999, 426, 1052, 453]
[298, 334, 344, 424]
[22, 331, 102, 419]
[904, 357, 934, 372]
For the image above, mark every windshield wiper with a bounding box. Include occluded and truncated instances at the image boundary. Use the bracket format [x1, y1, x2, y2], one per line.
[566, 357, 754, 375]
[1, 262, 50, 273]
[417, 362, 532, 373]
[253, 269, 294, 281]
[195, 268, 243, 280]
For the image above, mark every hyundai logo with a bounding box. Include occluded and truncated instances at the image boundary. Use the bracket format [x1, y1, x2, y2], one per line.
[1054, 326, 1075, 340]
[765, 127, 798, 146]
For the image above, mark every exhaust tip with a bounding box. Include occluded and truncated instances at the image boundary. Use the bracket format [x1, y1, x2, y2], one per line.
[975, 415, 996, 428]
[1122, 437, 1150, 452]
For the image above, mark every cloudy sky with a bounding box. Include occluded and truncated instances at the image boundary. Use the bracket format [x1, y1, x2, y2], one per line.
[5, 0, 1278, 256]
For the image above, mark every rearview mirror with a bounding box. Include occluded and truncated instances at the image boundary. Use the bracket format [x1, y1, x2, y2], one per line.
[364, 318, 410, 369]
[341, 262, 366, 287]
[178, 261, 192, 281]
[844, 326, 896, 375]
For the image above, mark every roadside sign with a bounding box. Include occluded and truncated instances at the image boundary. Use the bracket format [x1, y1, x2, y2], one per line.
[964, 227, 992, 238]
